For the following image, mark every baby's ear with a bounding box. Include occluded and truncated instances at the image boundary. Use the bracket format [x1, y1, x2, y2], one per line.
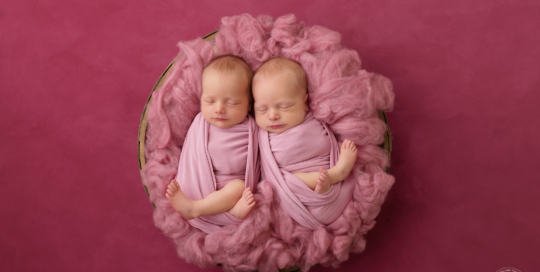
[304, 93, 309, 111]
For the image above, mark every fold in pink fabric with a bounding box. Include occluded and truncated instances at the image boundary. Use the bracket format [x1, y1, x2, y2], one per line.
[259, 112, 355, 230]
[175, 113, 260, 233]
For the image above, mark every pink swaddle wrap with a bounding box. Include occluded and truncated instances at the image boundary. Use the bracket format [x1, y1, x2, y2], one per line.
[259, 112, 355, 230]
[175, 113, 260, 233]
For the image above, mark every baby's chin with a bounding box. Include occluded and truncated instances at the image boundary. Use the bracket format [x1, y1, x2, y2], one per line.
[264, 124, 292, 134]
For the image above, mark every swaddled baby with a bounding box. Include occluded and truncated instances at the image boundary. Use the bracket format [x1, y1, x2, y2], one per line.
[253, 57, 357, 229]
[166, 56, 259, 232]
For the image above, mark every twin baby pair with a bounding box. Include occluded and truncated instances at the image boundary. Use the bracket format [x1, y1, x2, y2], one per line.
[166, 55, 358, 232]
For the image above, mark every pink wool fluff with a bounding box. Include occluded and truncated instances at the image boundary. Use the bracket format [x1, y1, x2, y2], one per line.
[141, 13, 395, 272]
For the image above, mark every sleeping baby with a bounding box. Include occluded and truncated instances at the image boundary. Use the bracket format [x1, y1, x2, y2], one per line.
[166, 55, 259, 232]
[253, 57, 357, 229]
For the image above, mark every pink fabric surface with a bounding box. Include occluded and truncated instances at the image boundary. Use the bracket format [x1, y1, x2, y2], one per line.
[3, 1, 540, 272]
[259, 112, 355, 229]
[174, 113, 259, 233]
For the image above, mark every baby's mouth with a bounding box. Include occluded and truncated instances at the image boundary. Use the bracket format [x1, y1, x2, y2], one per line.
[269, 124, 285, 129]
[214, 117, 228, 121]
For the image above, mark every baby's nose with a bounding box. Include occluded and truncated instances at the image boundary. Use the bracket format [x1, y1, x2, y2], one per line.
[215, 102, 225, 113]
[268, 109, 279, 120]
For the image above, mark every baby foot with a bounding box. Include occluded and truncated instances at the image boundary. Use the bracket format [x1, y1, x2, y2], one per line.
[314, 168, 332, 194]
[329, 139, 357, 184]
[229, 187, 256, 219]
[166, 180, 199, 220]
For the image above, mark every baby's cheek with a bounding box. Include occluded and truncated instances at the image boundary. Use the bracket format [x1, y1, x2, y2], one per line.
[256, 112, 266, 120]
[254, 115, 265, 127]
[289, 111, 307, 126]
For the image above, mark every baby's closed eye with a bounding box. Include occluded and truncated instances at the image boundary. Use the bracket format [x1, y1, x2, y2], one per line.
[255, 106, 267, 113]
[278, 103, 293, 110]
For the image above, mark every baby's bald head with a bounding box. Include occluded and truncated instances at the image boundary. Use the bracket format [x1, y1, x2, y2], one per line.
[203, 55, 254, 96]
[253, 57, 307, 97]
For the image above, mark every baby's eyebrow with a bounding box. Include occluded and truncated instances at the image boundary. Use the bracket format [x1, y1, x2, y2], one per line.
[275, 100, 293, 106]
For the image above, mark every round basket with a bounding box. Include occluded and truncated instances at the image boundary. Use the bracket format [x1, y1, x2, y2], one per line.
[137, 30, 392, 205]
[138, 27, 393, 271]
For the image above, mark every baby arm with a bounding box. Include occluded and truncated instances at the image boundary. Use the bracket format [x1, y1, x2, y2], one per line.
[293, 139, 357, 194]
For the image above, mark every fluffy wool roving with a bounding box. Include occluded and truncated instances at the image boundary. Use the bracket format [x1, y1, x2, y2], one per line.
[141, 13, 395, 272]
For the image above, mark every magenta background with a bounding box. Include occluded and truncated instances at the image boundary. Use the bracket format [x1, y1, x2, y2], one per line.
[1, 0, 539, 271]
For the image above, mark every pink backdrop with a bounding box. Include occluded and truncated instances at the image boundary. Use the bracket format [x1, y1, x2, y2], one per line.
[1, 0, 539, 271]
